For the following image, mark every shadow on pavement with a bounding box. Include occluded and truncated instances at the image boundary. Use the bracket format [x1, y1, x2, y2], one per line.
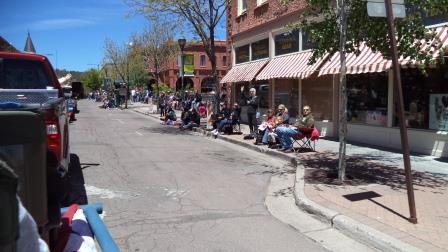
[61, 154, 88, 207]
[303, 152, 448, 191]
[139, 125, 194, 135]
[80, 163, 100, 170]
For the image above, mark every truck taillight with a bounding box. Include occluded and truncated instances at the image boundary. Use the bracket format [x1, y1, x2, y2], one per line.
[46, 122, 62, 161]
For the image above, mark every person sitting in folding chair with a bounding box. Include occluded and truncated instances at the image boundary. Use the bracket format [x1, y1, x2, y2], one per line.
[275, 105, 315, 153]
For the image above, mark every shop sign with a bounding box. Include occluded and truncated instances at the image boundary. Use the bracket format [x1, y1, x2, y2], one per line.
[367, 0, 406, 18]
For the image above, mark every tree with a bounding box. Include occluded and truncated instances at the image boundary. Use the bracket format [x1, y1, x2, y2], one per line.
[126, 0, 227, 107]
[103, 38, 131, 84]
[296, 0, 448, 181]
[139, 20, 178, 98]
[81, 68, 102, 91]
[127, 35, 151, 89]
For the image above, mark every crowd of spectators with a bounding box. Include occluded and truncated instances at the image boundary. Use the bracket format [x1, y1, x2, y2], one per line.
[154, 87, 317, 153]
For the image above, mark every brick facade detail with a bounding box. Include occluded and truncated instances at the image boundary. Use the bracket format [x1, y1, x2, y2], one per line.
[155, 41, 228, 93]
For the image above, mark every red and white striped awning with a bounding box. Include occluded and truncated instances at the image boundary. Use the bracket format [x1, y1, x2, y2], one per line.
[220, 59, 269, 84]
[319, 25, 448, 76]
[256, 51, 325, 80]
[401, 25, 448, 66]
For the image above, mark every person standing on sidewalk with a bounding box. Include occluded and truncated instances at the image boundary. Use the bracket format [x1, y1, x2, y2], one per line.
[240, 86, 259, 137]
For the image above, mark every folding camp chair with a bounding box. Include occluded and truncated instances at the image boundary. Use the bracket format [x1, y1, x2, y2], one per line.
[292, 127, 320, 152]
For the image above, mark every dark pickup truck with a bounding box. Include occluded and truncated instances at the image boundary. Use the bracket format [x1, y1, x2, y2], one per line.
[0, 52, 70, 180]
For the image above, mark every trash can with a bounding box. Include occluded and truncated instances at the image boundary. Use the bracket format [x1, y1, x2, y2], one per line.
[0, 111, 48, 240]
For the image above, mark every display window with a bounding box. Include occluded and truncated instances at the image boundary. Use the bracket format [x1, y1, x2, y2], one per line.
[347, 73, 388, 126]
[274, 79, 299, 118]
[396, 67, 448, 130]
[302, 76, 333, 121]
[251, 39, 269, 60]
[235, 45, 250, 64]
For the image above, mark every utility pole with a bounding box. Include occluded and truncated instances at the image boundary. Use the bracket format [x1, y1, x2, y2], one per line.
[384, 0, 417, 224]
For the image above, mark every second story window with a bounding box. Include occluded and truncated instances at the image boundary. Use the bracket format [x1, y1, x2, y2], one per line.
[222, 55, 227, 66]
[200, 55, 206, 67]
[235, 44, 250, 64]
[251, 38, 269, 60]
[238, 0, 247, 16]
[275, 30, 300, 56]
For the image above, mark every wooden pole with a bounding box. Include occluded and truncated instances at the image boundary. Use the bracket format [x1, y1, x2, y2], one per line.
[384, 0, 417, 224]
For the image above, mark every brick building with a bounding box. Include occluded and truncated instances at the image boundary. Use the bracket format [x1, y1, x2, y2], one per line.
[156, 40, 228, 94]
[222, 0, 448, 157]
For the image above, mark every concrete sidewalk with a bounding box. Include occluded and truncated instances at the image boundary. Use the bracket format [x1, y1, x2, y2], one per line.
[130, 102, 448, 252]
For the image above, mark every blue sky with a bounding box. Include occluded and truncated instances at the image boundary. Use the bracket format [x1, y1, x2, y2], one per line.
[0, 0, 226, 72]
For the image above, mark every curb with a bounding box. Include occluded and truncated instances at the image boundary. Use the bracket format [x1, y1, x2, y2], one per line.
[294, 161, 423, 252]
[132, 108, 422, 252]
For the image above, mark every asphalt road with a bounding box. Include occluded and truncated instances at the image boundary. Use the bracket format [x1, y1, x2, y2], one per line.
[70, 100, 327, 252]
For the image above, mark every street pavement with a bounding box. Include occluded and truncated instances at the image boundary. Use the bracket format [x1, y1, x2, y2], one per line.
[128, 101, 448, 252]
[71, 100, 378, 252]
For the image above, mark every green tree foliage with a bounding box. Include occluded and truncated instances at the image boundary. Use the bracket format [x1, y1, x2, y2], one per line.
[155, 82, 172, 94]
[127, 35, 151, 89]
[81, 68, 102, 91]
[297, 0, 448, 65]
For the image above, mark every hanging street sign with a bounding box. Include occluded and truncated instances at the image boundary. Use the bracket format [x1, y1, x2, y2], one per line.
[366, 0, 406, 18]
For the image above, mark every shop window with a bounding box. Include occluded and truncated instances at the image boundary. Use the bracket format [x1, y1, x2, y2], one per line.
[238, 0, 247, 16]
[395, 67, 448, 130]
[200, 55, 206, 67]
[255, 82, 270, 108]
[251, 38, 269, 60]
[274, 79, 299, 118]
[235, 44, 250, 64]
[347, 73, 388, 126]
[302, 76, 333, 121]
[275, 30, 300, 56]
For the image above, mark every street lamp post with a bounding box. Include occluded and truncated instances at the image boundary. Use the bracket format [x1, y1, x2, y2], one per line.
[125, 42, 134, 109]
[178, 38, 186, 93]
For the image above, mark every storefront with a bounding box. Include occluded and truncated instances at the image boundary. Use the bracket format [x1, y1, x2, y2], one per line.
[223, 14, 448, 156]
[317, 26, 448, 157]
